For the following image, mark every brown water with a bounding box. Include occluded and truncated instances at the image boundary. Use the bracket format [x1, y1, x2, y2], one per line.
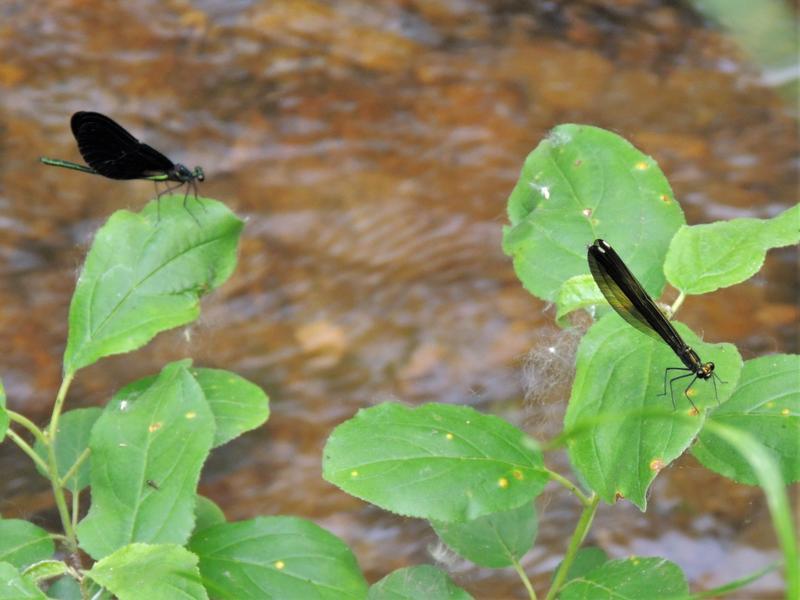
[0, 1, 797, 598]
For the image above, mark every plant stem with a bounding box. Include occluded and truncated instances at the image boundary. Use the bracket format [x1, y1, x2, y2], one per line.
[544, 494, 600, 600]
[49, 373, 75, 442]
[511, 556, 538, 600]
[5, 429, 50, 473]
[60, 448, 90, 488]
[46, 373, 77, 552]
[7, 410, 48, 447]
[545, 468, 591, 507]
[670, 290, 686, 316]
[72, 489, 80, 533]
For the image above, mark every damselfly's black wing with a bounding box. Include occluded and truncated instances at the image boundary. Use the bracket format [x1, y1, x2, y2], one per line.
[587, 239, 686, 355]
[70, 112, 175, 180]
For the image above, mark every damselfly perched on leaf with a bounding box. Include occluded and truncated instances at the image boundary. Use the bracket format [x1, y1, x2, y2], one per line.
[587, 239, 723, 410]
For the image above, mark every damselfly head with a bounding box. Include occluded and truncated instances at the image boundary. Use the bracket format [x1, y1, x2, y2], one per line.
[698, 362, 715, 379]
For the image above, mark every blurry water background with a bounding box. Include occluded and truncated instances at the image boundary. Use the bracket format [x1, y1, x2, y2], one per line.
[0, 1, 797, 597]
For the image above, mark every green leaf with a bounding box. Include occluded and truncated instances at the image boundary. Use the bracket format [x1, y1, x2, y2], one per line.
[693, 354, 799, 485]
[323, 402, 547, 522]
[86, 543, 206, 600]
[76, 361, 215, 559]
[700, 420, 798, 598]
[559, 556, 688, 599]
[664, 204, 800, 294]
[45, 576, 83, 600]
[0, 520, 54, 569]
[431, 503, 537, 568]
[552, 547, 608, 584]
[63, 197, 244, 375]
[368, 565, 474, 599]
[564, 314, 741, 509]
[104, 367, 268, 449]
[21, 559, 67, 583]
[555, 274, 605, 327]
[190, 367, 270, 448]
[0, 379, 7, 442]
[34, 408, 101, 493]
[193, 495, 226, 534]
[188, 516, 368, 600]
[0, 562, 47, 599]
[503, 124, 685, 302]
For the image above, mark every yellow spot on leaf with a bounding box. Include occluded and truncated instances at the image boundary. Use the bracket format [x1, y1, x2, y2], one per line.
[148, 422, 162, 433]
[766, 401, 775, 408]
[185, 411, 197, 419]
[634, 161, 649, 170]
[659, 194, 670, 203]
[350, 470, 359, 478]
[498, 477, 509, 489]
[274, 560, 285, 570]
[445, 433, 453, 441]
[649, 458, 665, 472]
[512, 469, 524, 480]
[781, 408, 790, 416]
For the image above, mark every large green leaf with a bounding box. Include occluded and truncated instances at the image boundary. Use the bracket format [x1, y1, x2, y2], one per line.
[323, 403, 547, 522]
[431, 502, 537, 568]
[0, 562, 46, 599]
[188, 516, 368, 600]
[63, 197, 243, 375]
[86, 543, 206, 600]
[0, 520, 54, 569]
[503, 124, 685, 302]
[76, 360, 215, 559]
[34, 407, 101, 493]
[693, 354, 799, 485]
[558, 557, 688, 599]
[664, 204, 799, 294]
[368, 565, 474, 600]
[565, 315, 741, 509]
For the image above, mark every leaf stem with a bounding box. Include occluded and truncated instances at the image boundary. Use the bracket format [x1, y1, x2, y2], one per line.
[545, 468, 591, 507]
[46, 373, 77, 552]
[670, 290, 686, 316]
[511, 555, 537, 600]
[544, 493, 600, 600]
[5, 429, 50, 473]
[60, 448, 90, 488]
[7, 410, 48, 447]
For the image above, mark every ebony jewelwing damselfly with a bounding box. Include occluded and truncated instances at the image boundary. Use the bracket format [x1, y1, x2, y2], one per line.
[40, 111, 205, 221]
[587, 239, 722, 410]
